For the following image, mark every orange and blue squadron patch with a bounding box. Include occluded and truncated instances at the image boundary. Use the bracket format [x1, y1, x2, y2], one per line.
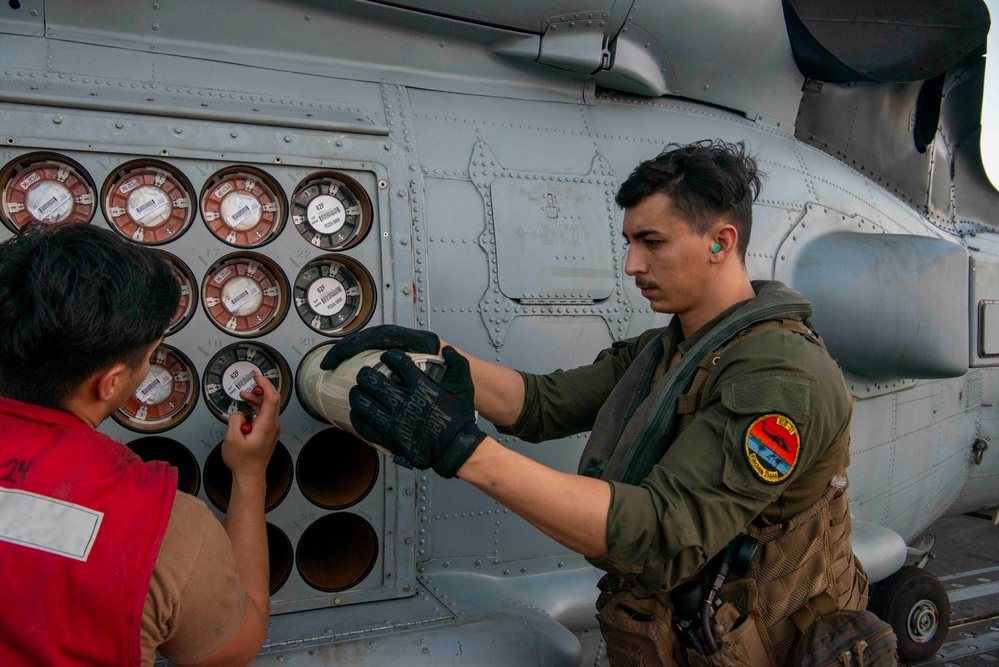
[744, 414, 800, 484]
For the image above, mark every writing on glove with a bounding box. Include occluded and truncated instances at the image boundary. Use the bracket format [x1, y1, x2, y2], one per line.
[348, 346, 485, 478]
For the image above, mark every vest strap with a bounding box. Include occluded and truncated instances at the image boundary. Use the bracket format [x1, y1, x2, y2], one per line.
[790, 592, 840, 634]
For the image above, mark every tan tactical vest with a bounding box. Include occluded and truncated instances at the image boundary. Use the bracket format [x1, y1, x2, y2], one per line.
[691, 321, 865, 665]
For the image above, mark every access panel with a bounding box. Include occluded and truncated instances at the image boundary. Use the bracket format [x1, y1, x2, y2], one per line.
[0, 107, 419, 615]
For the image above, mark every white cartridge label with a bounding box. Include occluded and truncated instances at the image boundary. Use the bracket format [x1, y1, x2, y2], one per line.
[118, 178, 141, 195]
[222, 278, 262, 314]
[306, 195, 346, 234]
[222, 361, 260, 400]
[214, 182, 234, 199]
[27, 182, 72, 221]
[212, 266, 233, 285]
[308, 277, 347, 316]
[223, 194, 261, 229]
[135, 366, 174, 404]
[18, 172, 40, 190]
[128, 188, 170, 226]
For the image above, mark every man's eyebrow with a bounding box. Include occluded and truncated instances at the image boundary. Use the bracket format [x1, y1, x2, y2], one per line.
[622, 229, 657, 241]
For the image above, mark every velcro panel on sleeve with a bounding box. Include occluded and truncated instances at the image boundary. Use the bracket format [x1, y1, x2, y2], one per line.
[721, 372, 815, 422]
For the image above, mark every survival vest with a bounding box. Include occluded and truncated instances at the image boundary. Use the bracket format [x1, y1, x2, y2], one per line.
[0, 396, 176, 667]
[682, 321, 867, 665]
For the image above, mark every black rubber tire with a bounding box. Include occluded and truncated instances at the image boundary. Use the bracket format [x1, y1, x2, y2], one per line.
[868, 565, 950, 663]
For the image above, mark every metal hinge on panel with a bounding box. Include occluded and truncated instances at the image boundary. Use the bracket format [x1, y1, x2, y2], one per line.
[519, 298, 595, 306]
[600, 47, 612, 71]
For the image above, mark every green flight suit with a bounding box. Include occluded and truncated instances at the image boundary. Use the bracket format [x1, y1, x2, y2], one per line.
[498, 281, 853, 595]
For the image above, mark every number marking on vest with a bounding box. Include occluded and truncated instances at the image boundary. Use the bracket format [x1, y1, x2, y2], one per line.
[0, 457, 32, 483]
[744, 414, 800, 484]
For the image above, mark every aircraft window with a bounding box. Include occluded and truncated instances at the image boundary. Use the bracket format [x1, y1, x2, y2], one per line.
[291, 171, 372, 250]
[200, 166, 287, 248]
[914, 74, 946, 154]
[0, 153, 95, 231]
[202, 341, 291, 423]
[114, 345, 199, 434]
[294, 255, 376, 337]
[101, 160, 194, 245]
[158, 251, 199, 336]
[201, 253, 289, 337]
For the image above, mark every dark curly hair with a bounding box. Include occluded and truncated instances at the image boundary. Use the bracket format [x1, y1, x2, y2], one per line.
[616, 140, 763, 260]
[0, 223, 180, 409]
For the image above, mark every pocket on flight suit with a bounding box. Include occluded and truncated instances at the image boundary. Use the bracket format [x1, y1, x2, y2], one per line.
[595, 588, 688, 667]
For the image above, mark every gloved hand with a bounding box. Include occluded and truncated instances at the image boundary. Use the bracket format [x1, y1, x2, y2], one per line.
[348, 346, 485, 478]
[321, 324, 440, 371]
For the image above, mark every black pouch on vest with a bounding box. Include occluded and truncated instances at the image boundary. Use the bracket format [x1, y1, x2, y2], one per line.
[789, 609, 898, 667]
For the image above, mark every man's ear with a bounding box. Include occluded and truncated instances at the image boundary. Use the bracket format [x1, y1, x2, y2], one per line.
[95, 363, 131, 403]
[710, 224, 739, 259]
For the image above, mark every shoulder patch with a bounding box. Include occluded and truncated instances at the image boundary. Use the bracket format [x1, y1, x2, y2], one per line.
[744, 414, 800, 484]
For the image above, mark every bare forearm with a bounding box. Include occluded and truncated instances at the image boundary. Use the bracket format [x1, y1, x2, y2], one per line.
[223, 472, 271, 619]
[441, 342, 525, 427]
[457, 437, 610, 557]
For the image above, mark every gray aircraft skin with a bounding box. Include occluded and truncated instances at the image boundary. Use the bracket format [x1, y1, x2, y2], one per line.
[0, 0, 996, 664]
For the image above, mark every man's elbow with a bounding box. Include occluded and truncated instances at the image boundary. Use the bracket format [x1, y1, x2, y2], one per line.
[580, 537, 609, 560]
[178, 605, 268, 667]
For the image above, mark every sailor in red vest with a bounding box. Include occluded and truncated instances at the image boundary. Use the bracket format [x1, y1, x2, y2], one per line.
[0, 223, 280, 666]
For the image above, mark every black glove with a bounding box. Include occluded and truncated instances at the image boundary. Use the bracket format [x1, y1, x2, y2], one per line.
[321, 324, 440, 371]
[348, 346, 485, 478]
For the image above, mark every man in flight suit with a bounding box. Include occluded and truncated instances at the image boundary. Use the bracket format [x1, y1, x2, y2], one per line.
[325, 140, 866, 665]
[0, 223, 281, 666]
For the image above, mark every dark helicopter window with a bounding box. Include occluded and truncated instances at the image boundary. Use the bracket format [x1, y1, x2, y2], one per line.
[914, 74, 945, 154]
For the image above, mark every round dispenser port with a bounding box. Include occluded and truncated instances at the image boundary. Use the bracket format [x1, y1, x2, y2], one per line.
[202, 342, 291, 422]
[158, 251, 198, 336]
[290, 171, 371, 250]
[297, 513, 378, 592]
[203, 441, 293, 513]
[297, 428, 379, 510]
[201, 252, 289, 337]
[0, 152, 96, 231]
[200, 166, 286, 248]
[293, 255, 376, 337]
[266, 522, 294, 595]
[102, 160, 194, 244]
[126, 436, 201, 496]
[114, 345, 198, 433]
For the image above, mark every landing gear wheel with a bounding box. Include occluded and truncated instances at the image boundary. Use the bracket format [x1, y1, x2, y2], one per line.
[868, 565, 950, 662]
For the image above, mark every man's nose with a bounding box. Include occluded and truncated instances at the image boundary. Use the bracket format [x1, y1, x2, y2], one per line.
[624, 245, 643, 276]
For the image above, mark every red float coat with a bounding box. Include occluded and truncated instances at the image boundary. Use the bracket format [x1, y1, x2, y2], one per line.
[0, 396, 176, 666]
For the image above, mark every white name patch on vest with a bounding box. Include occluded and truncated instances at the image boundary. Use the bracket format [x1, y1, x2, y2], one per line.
[0, 487, 104, 561]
